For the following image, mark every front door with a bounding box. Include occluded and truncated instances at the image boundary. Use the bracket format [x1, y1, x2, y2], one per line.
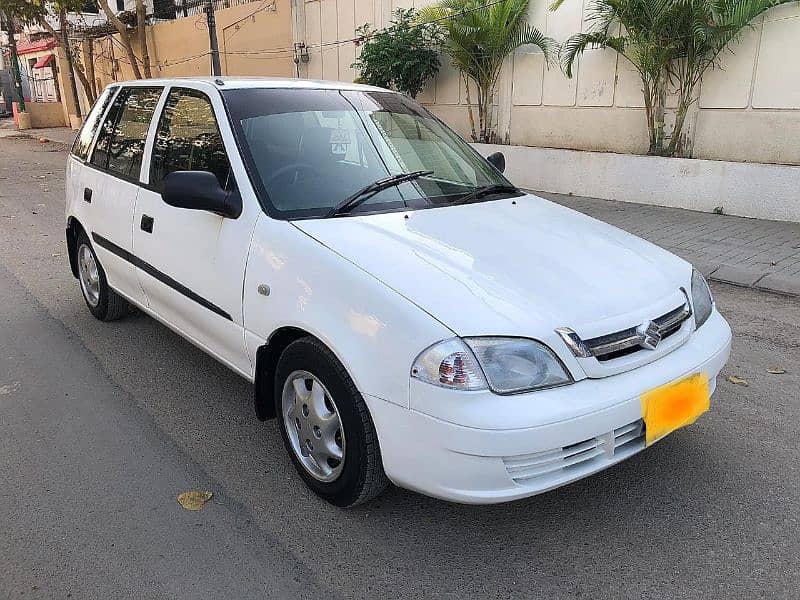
[133, 85, 257, 377]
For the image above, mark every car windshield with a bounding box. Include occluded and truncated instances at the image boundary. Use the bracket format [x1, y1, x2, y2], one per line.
[222, 88, 518, 219]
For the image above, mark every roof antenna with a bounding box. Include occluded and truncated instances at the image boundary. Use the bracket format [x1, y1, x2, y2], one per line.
[215, 78, 225, 86]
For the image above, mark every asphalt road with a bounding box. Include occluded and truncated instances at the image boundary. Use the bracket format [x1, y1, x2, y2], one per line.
[1, 137, 798, 599]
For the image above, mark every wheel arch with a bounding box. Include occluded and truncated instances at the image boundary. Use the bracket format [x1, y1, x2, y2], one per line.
[66, 216, 87, 279]
[254, 326, 316, 421]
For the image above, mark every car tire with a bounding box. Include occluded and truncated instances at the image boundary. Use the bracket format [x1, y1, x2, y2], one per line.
[274, 336, 389, 507]
[75, 231, 130, 322]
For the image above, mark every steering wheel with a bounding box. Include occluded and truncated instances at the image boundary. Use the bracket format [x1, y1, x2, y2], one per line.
[266, 163, 320, 187]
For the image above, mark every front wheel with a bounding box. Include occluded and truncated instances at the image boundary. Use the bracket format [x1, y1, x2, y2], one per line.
[274, 337, 389, 507]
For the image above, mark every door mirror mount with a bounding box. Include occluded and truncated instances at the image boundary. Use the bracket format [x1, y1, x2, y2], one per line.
[161, 171, 242, 219]
[486, 151, 505, 173]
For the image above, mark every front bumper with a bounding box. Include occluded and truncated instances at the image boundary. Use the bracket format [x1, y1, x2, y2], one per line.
[366, 310, 732, 504]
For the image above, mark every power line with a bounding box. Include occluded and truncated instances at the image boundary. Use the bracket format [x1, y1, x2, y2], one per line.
[65, 0, 508, 77]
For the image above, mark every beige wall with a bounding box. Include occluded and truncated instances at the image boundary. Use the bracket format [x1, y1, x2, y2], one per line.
[91, 0, 296, 89]
[300, 0, 800, 165]
[27, 101, 67, 128]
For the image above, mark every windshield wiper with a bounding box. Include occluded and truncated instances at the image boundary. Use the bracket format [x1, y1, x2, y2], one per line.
[327, 170, 434, 217]
[454, 183, 520, 205]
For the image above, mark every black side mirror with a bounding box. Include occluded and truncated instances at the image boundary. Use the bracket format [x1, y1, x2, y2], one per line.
[161, 171, 242, 219]
[486, 151, 505, 173]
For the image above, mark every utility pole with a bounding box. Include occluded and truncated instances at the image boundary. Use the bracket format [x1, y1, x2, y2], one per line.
[1, 11, 26, 112]
[204, 0, 221, 77]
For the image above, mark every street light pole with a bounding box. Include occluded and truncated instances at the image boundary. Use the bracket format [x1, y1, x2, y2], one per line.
[204, 0, 221, 77]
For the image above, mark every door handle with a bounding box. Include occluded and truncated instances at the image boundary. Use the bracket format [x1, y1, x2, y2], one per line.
[83, 187, 92, 203]
[140, 214, 154, 234]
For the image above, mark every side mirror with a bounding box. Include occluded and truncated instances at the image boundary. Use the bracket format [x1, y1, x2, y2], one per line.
[161, 171, 242, 219]
[486, 151, 505, 173]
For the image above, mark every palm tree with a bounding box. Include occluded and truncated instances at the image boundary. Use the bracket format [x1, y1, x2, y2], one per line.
[419, 0, 556, 143]
[665, 0, 792, 156]
[554, 0, 793, 156]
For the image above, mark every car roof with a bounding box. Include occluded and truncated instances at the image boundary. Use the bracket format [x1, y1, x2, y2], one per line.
[109, 76, 391, 93]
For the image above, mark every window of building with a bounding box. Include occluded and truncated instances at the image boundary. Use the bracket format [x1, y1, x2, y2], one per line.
[149, 88, 232, 191]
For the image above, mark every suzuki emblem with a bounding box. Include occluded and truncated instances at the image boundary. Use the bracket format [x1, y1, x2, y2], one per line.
[637, 320, 662, 350]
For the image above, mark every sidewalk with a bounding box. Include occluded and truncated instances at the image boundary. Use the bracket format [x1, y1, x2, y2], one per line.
[0, 120, 76, 146]
[537, 191, 800, 297]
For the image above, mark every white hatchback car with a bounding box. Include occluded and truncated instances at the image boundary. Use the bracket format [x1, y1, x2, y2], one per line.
[66, 77, 731, 507]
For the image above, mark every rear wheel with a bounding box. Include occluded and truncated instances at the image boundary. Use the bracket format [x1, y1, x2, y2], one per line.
[76, 232, 130, 321]
[275, 337, 389, 507]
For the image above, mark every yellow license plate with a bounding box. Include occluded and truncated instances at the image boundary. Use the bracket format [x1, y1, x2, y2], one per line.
[641, 373, 710, 445]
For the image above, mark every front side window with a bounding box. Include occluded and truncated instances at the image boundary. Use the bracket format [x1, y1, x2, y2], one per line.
[223, 88, 514, 219]
[90, 86, 162, 180]
[149, 88, 232, 191]
[72, 85, 116, 160]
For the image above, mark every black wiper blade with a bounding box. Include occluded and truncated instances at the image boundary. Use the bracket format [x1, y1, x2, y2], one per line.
[327, 170, 433, 217]
[455, 183, 519, 205]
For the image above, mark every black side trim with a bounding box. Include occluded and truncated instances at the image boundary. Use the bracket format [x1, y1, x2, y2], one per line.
[91, 232, 233, 321]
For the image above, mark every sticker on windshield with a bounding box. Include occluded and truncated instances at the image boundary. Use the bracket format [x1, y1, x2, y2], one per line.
[330, 129, 350, 154]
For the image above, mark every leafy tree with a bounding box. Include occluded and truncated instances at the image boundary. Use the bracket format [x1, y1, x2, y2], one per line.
[0, 0, 40, 111]
[554, 0, 793, 156]
[419, 0, 556, 143]
[352, 7, 443, 99]
[0, 0, 89, 113]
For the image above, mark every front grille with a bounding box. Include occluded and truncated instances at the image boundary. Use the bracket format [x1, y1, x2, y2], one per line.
[502, 420, 645, 485]
[583, 303, 691, 362]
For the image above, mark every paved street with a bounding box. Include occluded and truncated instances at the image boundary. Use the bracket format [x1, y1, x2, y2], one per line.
[1, 136, 799, 599]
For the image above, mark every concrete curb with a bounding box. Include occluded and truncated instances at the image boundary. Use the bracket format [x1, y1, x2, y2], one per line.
[691, 262, 797, 297]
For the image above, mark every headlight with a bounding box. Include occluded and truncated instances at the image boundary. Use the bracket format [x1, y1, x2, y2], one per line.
[411, 337, 572, 394]
[691, 269, 713, 329]
[411, 338, 487, 391]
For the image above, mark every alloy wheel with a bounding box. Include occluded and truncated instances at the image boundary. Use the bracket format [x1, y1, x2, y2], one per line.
[281, 370, 346, 482]
[77, 243, 101, 307]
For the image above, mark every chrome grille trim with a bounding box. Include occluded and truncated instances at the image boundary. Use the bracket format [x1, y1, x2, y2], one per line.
[502, 419, 645, 485]
[560, 302, 692, 362]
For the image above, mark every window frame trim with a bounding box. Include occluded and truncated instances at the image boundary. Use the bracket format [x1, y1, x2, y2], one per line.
[146, 85, 234, 193]
[85, 84, 167, 185]
[70, 84, 120, 162]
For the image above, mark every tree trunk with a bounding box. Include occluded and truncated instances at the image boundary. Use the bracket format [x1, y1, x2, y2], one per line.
[652, 80, 666, 156]
[135, 0, 152, 78]
[666, 95, 690, 158]
[462, 71, 477, 142]
[85, 39, 97, 100]
[58, 8, 83, 119]
[97, 0, 143, 79]
[2, 14, 25, 111]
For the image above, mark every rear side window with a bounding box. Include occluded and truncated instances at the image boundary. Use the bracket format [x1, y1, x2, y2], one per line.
[90, 86, 163, 180]
[72, 86, 117, 160]
[149, 88, 232, 191]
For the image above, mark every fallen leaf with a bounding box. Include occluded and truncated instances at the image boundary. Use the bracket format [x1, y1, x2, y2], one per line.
[726, 375, 749, 386]
[177, 490, 212, 511]
[767, 368, 786, 375]
[51, 253, 61, 258]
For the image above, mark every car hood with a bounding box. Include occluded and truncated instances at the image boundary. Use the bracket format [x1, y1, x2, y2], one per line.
[293, 194, 691, 337]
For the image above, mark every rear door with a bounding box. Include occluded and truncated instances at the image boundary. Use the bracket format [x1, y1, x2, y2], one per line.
[67, 85, 117, 220]
[85, 85, 164, 306]
[133, 85, 258, 376]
